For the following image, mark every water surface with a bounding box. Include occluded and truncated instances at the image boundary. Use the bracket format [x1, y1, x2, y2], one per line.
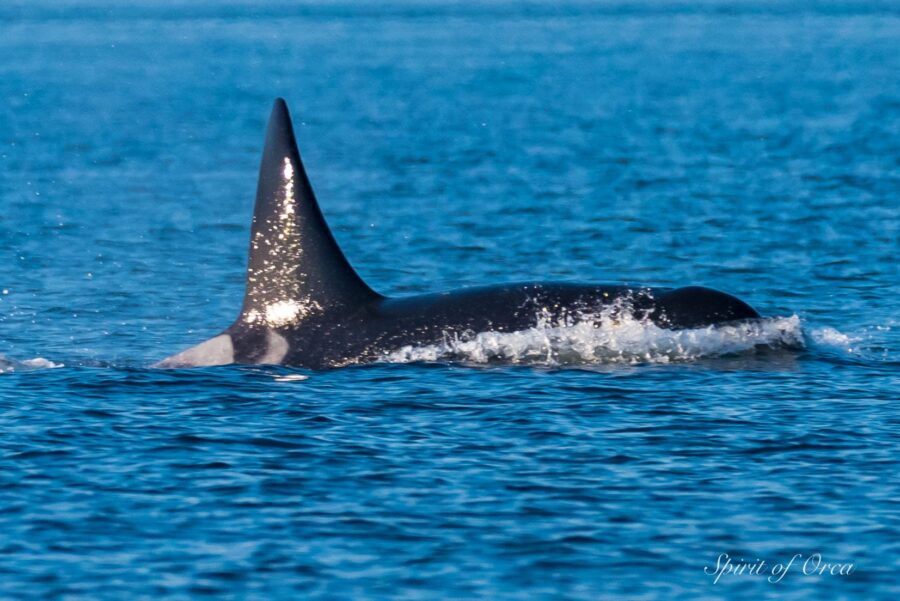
[1, 1, 898, 599]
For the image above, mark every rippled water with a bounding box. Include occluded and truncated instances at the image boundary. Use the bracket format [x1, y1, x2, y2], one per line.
[1, 1, 898, 599]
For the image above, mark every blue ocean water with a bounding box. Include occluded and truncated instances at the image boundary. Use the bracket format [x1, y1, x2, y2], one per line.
[1, 1, 898, 598]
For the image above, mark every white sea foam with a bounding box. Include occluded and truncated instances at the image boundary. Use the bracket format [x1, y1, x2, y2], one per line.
[382, 309, 805, 367]
[0, 356, 63, 373]
[274, 374, 310, 382]
[808, 326, 861, 350]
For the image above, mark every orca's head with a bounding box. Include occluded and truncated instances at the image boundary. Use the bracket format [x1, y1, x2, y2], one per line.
[654, 286, 760, 329]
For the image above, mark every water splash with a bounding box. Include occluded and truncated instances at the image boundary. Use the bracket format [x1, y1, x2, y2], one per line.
[383, 310, 804, 366]
[808, 326, 863, 349]
[807, 324, 896, 361]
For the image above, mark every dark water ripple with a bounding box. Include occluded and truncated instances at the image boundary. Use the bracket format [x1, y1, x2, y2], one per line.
[2, 0, 899, 599]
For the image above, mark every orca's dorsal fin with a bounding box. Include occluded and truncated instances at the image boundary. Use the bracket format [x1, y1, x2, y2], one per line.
[238, 98, 380, 328]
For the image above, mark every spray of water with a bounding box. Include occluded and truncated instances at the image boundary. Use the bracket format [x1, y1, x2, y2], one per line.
[384, 305, 805, 366]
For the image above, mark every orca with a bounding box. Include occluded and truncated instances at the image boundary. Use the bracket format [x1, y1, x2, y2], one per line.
[157, 99, 760, 369]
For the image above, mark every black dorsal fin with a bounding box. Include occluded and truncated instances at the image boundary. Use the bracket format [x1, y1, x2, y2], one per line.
[237, 98, 380, 328]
